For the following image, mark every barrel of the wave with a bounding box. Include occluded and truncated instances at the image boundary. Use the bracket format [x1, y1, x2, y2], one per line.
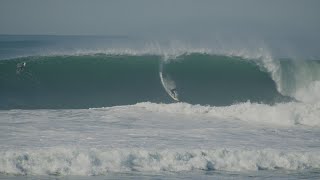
[157, 53, 289, 106]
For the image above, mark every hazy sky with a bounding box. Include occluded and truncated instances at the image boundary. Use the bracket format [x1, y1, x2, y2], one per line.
[0, 0, 319, 36]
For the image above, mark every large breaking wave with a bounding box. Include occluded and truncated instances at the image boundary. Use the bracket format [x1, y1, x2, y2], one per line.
[1, 50, 319, 109]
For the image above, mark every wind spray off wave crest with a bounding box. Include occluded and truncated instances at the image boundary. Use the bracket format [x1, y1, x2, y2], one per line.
[278, 60, 320, 103]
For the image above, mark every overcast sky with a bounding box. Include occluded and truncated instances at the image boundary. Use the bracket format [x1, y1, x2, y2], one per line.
[0, 0, 319, 37]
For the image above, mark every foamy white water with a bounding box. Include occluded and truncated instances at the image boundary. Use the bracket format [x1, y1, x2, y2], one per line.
[1, 102, 320, 178]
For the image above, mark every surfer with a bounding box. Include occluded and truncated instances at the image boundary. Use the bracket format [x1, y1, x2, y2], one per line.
[16, 62, 26, 74]
[170, 88, 178, 99]
[159, 67, 179, 101]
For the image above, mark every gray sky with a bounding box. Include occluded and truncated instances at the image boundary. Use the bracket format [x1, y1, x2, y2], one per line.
[0, 0, 319, 36]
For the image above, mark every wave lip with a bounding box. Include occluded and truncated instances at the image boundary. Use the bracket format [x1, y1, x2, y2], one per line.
[1, 148, 319, 176]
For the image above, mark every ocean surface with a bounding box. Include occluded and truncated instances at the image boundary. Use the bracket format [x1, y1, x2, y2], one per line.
[0, 35, 320, 179]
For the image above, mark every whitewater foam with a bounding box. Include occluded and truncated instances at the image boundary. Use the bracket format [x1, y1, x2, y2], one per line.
[1, 101, 319, 177]
[295, 81, 320, 103]
[134, 102, 320, 127]
[1, 148, 319, 176]
[279, 60, 320, 103]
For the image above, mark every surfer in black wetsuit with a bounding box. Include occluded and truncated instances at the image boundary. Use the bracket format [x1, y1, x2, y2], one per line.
[16, 62, 26, 74]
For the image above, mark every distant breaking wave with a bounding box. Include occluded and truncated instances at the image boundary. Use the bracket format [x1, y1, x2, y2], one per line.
[0, 51, 319, 109]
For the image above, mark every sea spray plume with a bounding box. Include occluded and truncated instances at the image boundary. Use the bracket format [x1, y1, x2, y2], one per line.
[279, 60, 320, 103]
[295, 81, 320, 103]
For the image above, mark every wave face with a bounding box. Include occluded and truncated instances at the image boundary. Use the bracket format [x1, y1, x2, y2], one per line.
[0, 53, 299, 109]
